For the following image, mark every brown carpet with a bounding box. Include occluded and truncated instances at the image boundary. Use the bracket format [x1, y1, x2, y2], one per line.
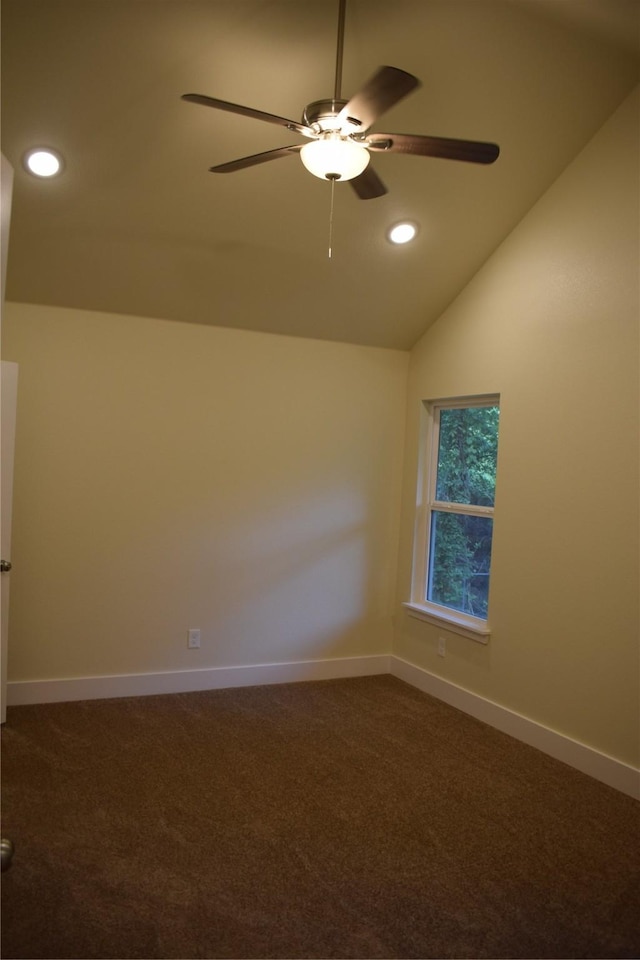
[1, 674, 638, 959]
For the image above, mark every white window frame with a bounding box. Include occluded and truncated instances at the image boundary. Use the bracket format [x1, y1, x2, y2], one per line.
[403, 395, 499, 643]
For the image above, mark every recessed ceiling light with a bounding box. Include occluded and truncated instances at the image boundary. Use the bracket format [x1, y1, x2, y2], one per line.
[387, 221, 418, 245]
[23, 148, 64, 178]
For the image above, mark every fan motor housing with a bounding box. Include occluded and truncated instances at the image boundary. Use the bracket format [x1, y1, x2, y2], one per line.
[302, 99, 349, 132]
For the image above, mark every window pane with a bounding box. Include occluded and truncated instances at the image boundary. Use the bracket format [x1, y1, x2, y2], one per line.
[436, 406, 499, 506]
[427, 511, 493, 619]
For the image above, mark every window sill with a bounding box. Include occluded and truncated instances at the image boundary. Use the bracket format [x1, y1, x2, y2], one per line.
[402, 601, 491, 644]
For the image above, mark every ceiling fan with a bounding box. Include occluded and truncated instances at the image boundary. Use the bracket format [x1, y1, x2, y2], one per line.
[182, 0, 499, 199]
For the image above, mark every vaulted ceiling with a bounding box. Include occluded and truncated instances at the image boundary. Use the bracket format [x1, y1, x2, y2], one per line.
[2, 0, 639, 349]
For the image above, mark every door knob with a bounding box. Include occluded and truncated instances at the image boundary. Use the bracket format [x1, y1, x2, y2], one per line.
[1, 838, 14, 872]
[0, 560, 12, 573]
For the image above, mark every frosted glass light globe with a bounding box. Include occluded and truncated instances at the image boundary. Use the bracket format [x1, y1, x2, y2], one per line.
[300, 136, 370, 182]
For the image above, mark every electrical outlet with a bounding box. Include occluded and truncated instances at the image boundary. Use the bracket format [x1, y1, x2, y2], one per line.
[187, 628, 201, 649]
[438, 636, 446, 657]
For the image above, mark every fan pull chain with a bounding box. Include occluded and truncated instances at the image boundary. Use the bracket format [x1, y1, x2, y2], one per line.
[328, 177, 336, 259]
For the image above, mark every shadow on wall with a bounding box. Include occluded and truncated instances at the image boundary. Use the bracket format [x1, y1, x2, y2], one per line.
[175, 482, 393, 663]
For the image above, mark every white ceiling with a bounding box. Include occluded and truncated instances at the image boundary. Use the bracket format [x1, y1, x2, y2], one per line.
[2, 0, 639, 349]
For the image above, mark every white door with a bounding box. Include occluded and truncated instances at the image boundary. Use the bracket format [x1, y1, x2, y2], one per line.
[1, 361, 18, 722]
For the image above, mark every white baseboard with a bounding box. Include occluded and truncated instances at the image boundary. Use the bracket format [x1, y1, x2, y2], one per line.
[7, 652, 637, 800]
[6, 654, 391, 707]
[390, 655, 640, 801]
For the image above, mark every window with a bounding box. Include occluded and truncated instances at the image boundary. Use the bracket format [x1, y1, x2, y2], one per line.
[404, 396, 500, 641]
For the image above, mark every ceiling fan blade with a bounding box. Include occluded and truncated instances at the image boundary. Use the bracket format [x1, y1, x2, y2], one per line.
[182, 94, 314, 138]
[349, 165, 387, 200]
[337, 66, 420, 133]
[209, 144, 303, 174]
[366, 133, 500, 164]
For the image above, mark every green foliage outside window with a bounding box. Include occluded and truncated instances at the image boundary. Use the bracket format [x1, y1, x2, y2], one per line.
[428, 405, 499, 619]
[436, 406, 499, 506]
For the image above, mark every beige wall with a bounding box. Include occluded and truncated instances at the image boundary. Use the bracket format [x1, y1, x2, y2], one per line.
[395, 87, 640, 766]
[2, 306, 408, 680]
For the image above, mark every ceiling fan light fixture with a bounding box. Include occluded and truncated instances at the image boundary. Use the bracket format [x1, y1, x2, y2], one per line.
[23, 147, 64, 178]
[388, 221, 418, 244]
[300, 135, 370, 182]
